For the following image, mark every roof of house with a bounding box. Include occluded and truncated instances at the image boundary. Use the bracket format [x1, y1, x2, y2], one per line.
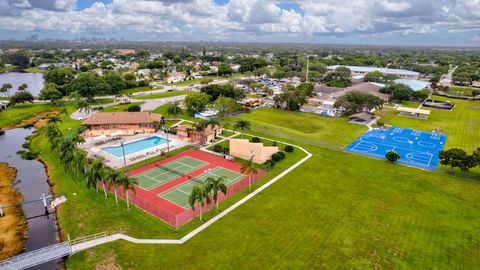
[314, 85, 345, 94]
[327, 65, 420, 76]
[394, 79, 430, 91]
[345, 82, 390, 101]
[349, 112, 375, 121]
[82, 112, 162, 125]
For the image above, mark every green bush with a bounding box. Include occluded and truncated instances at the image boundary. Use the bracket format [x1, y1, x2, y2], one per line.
[277, 151, 286, 159]
[271, 152, 284, 162]
[263, 160, 276, 170]
[213, 144, 224, 153]
[284, 145, 294, 152]
[127, 104, 141, 112]
[251, 137, 261, 143]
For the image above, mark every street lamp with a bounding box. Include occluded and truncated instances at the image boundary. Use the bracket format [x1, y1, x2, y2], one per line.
[121, 140, 127, 167]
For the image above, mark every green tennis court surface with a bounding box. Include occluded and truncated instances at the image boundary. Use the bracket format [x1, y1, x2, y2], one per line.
[134, 157, 208, 190]
[159, 167, 245, 208]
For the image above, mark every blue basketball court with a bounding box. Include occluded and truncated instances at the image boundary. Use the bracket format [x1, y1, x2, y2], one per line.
[345, 126, 447, 170]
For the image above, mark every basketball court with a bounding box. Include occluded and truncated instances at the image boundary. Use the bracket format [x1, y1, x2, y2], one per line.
[345, 126, 447, 170]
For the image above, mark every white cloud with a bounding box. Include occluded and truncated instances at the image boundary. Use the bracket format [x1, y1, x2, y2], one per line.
[0, 0, 478, 42]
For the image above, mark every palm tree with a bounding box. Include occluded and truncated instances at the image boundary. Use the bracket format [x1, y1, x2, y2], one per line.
[85, 159, 104, 192]
[46, 123, 63, 150]
[206, 176, 227, 211]
[188, 185, 211, 222]
[76, 99, 91, 115]
[105, 169, 122, 204]
[0, 83, 12, 97]
[240, 157, 258, 191]
[70, 149, 87, 177]
[167, 101, 182, 117]
[47, 115, 62, 124]
[119, 173, 137, 209]
[59, 138, 76, 169]
[233, 119, 251, 139]
[18, 83, 28, 91]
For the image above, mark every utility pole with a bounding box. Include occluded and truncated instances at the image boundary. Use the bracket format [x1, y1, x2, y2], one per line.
[306, 54, 310, 83]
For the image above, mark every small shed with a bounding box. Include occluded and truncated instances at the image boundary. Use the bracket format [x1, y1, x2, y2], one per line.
[396, 107, 431, 119]
[348, 112, 376, 125]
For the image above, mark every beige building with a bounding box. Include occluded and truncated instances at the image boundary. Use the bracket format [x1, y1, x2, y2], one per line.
[82, 112, 162, 137]
[229, 139, 278, 164]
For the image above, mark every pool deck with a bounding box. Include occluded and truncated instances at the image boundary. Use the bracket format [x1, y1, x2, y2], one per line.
[79, 132, 190, 169]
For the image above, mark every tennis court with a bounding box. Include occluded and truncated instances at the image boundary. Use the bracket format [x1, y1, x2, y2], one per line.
[134, 156, 208, 190]
[345, 126, 447, 170]
[159, 167, 245, 208]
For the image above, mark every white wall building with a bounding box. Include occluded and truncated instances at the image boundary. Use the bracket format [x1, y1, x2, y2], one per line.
[327, 65, 420, 79]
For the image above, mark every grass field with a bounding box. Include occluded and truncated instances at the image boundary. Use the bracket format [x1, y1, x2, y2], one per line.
[150, 102, 197, 121]
[0, 65, 17, 73]
[23, 67, 45, 73]
[119, 86, 155, 95]
[102, 102, 144, 112]
[132, 90, 192, 100]
[375, 95, 480, 152]
[164, 74, 243, 86]
[10, 99, 480, 269]
[226, 108, 367, 148]
[0, 103, 58, 129]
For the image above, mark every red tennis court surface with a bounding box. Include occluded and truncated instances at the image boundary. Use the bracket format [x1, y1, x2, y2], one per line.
[113, 149, 266, 228]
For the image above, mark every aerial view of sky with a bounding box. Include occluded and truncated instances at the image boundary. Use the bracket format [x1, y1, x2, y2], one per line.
[0, 0, 479, 46]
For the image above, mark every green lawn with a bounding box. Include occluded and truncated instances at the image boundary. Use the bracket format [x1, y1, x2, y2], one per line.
[14, 99, 480, 269]
[225, 108, 367, 149]
[375, 95, 480, 152]
[119, 86, 155, 95]
[23, 67, 45, 73]
[165, 74, 243, 86]
[150, 102, 197, 121]
[0, 103, 57, 129]
[102, 102, 144, 112]
[132, 90, 192, 100]
[89, 98, 115, 105]
[0, 65, 17, 73]
[67, 129, 480, 269]
[447, 87, 474, 97]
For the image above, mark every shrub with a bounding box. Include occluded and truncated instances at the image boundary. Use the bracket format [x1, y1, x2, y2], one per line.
[271, 152, 284, 162]
[277, 151, 286, 159]
[284, 145, 294, 152]
[127, 104, 141, 112]
[213, 144, 224, 153]
[263, 160, 276, 170]
[251, 137, 261, 143]
[385, 150, 400, 163]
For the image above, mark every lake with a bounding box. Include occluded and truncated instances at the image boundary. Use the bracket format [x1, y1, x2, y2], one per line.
[0, 72, 44, 97]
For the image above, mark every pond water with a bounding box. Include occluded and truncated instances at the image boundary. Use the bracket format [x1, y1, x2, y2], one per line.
[0, 128, 59, 270]
[0, 72, 44, 97]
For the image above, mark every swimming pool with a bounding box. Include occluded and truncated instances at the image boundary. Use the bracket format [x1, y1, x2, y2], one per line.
[102, 136, 168, 157]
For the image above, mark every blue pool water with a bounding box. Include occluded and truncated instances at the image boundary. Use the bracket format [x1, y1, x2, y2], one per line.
[102, 136, 168, 157]
[345, 126, 447, 170]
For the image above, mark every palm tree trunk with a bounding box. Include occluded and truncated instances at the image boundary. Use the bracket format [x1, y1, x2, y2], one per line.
[216, 200, 219, 212]
[126, 190, 130, 210]
[199, 206, 203, 223]
[114, 189, 118, 204]
[249, 174, 252, 191]
[102, 182, 107, 198]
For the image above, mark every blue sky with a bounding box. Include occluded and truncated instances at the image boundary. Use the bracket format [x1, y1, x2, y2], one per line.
[0, 0, 479, 47]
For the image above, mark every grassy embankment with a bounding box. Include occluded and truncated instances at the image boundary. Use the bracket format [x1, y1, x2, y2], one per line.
[66, 100, 480, 269]
[23, 67, 45, 73]
[0, 66, 17, 73]
[0, 163, 27, 260]
[0, 103, 58, 129]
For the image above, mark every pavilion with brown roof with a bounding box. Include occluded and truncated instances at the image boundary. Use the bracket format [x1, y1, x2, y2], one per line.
[82, 112, 162, 137]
